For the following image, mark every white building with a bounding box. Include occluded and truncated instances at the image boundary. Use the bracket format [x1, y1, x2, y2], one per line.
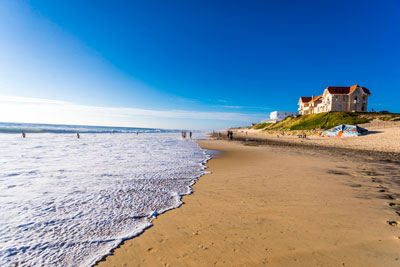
[262, 111, 298, 123]
[298, 85, 371, 115]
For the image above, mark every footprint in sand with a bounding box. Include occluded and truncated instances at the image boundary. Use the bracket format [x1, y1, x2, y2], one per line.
[387, 221, 400, 227]
[327, 170, 350, 176]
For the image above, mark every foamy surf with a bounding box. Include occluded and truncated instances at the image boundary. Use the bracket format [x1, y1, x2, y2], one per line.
[0, 132, 209, 266]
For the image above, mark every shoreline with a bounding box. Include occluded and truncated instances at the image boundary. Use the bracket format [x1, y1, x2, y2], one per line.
[93, 141, 212, 266]
[98, 138, 400, 266]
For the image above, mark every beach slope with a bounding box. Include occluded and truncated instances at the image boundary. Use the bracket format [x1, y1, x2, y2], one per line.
[99, 140, 400, 266]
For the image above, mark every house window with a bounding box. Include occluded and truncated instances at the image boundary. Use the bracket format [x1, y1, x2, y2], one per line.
[335, 96, 338, 102]
[338, 105, 342, 111]
[354, 96, 358, 103]
[362, 105, 365, 111]
[354, 104, 357, 111]
[342, 96, 346, 101]
[362, 95, 366, 103]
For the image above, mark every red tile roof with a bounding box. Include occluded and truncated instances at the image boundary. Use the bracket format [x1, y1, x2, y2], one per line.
[361, 87, 371, 95]
[299, 95, 323, 103]
[312, 95, 323, 102]
[300, 97, 312, 103]
[326, 85, 371, 95]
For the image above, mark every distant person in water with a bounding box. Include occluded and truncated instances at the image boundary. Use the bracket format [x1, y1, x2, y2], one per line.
[21, 131, 26, 138]
[136, 131, 139, 135]
[189, 131, 192, 139]
[77, 133, 80, 139]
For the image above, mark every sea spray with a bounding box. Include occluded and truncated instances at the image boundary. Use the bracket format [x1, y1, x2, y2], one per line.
[0, 132, 209, 266]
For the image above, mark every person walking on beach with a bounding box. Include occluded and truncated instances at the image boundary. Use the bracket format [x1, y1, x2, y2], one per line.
[189, 131, 192, 140]
[228, 130, 233, 140]
[77, 133, 80, 139]
[21, 131, 26, 138]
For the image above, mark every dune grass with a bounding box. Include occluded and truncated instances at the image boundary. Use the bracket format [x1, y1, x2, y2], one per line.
[253, 112, 372, 130]
[253, 123, 273, 129]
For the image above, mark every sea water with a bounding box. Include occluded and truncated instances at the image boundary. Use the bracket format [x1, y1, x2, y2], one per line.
[0, 125, 209, 266]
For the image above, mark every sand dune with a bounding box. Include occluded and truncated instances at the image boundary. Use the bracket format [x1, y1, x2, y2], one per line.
[231, 121, 400, 153]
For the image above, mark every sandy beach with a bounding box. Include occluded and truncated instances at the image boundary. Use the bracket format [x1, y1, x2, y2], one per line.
[99, 138, 400, 266]
[230, 121, 400, 153]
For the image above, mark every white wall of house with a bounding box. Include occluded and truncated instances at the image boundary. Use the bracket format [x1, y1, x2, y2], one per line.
[270, 111, 298, 121]
[298, 86, 370, 115]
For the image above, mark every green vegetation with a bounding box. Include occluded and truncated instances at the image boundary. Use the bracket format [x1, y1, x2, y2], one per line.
[252, 122, 272, 129]
[252, 112, 372, 131]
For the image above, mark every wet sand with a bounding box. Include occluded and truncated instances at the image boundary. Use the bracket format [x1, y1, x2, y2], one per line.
[98, 139, 400, 266]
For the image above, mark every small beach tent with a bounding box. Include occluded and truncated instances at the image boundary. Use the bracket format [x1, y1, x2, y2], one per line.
[321, 124, 368, 137]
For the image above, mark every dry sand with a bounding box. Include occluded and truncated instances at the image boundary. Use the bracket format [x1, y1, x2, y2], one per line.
[232, 121, 400, 153]
[98, 139, 400, 266]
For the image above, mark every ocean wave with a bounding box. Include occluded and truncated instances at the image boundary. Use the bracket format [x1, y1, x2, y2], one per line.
[0, 133, 209, 266]
[0, 122, 181, 134]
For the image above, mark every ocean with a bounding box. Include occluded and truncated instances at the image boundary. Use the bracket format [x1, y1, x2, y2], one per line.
[0, 123, 209, 266]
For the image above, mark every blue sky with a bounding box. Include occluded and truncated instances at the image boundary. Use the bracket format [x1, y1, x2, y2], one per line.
[0, 0, 399, 130]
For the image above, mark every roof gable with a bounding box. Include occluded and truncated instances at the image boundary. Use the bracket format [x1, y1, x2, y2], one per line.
[326, 85, 371, 95]
[312, 95, 323, 102]
[361, 87, 371, 95]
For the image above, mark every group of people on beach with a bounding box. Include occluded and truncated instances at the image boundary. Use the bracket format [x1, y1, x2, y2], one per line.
[227, 130, 233, 140]
[181, 131, 192, 140]
[297, 133, 307, 139]
[22, 131, 82, 138]
[21, 130, 191, 140]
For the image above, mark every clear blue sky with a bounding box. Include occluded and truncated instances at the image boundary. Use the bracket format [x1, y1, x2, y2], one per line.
[0, 0, 399, 130]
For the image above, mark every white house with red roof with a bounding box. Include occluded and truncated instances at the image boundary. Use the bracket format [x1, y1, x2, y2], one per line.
[298, 85, 371, 115]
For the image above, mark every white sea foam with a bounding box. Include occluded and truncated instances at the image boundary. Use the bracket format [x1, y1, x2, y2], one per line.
[0, 133, 209, 266]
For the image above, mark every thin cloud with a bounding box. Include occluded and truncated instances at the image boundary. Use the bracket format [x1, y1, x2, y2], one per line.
[0, 94, 265, 126]
[221, 105, 272, 110]
[0, 94, 70, 105]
